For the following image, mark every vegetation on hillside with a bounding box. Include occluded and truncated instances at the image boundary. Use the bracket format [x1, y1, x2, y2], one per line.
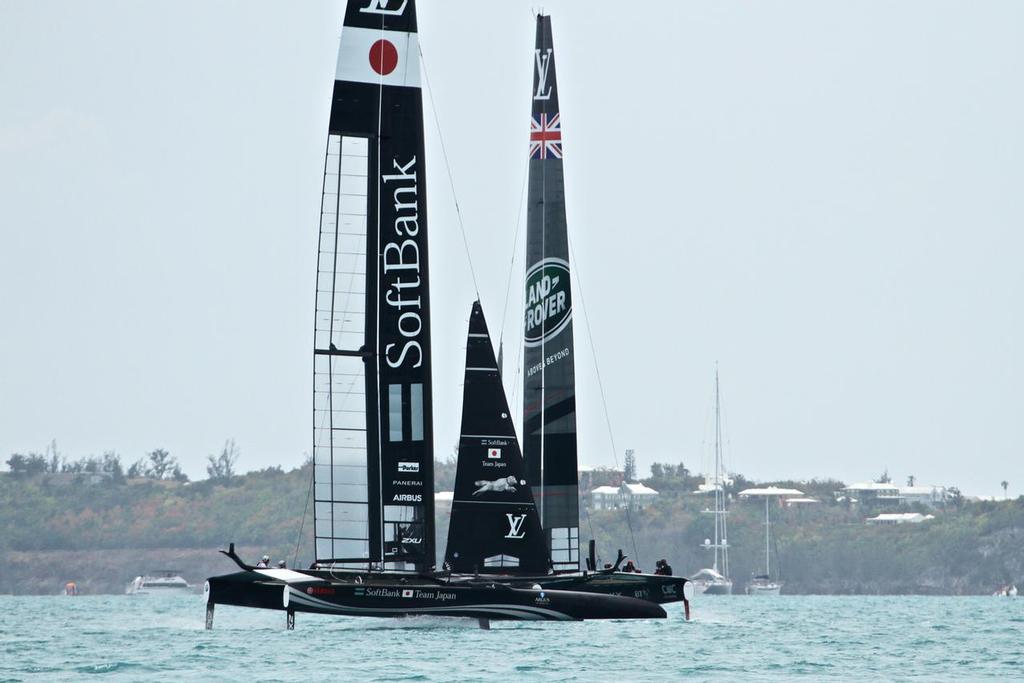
[2, 453, 1022, 595]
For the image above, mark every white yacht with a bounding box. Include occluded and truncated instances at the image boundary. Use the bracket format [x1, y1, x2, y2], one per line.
[126, 570, 192, 594]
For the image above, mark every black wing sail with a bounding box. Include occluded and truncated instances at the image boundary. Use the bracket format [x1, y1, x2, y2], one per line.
[445, 302, 548, 574]
[312, 0, 435, 572]
[522, 14, 580, 572]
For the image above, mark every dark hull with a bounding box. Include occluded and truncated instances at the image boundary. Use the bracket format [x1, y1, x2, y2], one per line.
[532, 572, 691, 605]
[205, 569, 665, 622]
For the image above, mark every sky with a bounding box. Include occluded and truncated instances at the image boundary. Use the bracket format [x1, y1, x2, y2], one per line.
[1, 1, 1021, 497]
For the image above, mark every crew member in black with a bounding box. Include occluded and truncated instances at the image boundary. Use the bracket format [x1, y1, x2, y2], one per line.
[654, 559, 673, 576]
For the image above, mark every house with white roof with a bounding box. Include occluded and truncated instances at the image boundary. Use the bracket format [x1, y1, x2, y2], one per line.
[591, 482, 659, 511]
[866, 512, 935, 525]
[898, 485, 947, 508]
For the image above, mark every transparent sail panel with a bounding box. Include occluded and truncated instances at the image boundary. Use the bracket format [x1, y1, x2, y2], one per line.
[550, 526, 579, 569]
[313, 134, 374, 565]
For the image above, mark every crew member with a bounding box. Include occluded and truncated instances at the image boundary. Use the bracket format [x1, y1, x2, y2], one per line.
[256, 554, 270, 568]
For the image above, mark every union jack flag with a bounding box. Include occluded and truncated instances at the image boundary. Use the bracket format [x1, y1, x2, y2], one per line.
[529, 113, 562, 160]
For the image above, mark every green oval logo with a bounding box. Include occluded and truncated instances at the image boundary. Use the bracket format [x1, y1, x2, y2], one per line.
[524, 258, 572, 347]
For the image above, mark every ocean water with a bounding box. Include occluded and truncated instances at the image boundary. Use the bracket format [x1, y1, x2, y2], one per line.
[1, 594, 1022, 681]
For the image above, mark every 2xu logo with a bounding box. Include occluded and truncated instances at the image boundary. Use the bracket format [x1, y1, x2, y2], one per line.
[524, 257, 572, 347]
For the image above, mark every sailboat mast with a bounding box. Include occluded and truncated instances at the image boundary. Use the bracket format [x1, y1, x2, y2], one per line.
[522, 14, 579, 573]
[312, 0, 435, 573]
[713, 369, 721, 573]
[765, 495, 771, 577]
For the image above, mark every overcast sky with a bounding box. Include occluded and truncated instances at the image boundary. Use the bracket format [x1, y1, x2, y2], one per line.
[1, 1, 1021, 496]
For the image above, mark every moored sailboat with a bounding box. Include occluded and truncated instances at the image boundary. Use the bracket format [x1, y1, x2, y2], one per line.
[692, 368, 734, 596]
[738, 487, 803, 595]
[203, 0, 665, 627]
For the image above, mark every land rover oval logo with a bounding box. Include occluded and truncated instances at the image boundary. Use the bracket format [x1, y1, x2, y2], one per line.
[524, 257, 572, 347]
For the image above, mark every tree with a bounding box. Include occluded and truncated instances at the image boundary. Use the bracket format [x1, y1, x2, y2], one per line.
[206, 439, 240, 483]
[102, 451, 125, 483]
[146, 448, 178, 480]
[6, 453, 47, 477]
[46, 440, 62, 474]
[907, 475, 916, 487]
[623, 449, 636, 483]
[127, 458, 147, 479]
[947, 486, 964, 510]
[1001, 480, 1009, 500]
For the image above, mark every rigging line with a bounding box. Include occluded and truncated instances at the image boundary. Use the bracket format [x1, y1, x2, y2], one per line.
[566, 234, 640, 567]
[418, 43, 480, 298]
[499, 156, 530, 344]
[293, 465, 315, 568]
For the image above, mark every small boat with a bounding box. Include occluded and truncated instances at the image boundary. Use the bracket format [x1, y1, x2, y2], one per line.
[745, 574, 782, 596]
[63, 581, 79, 596]
[126, 570, 192, 594]
[993, 584, 1018, 596]
[690, 568, 733, 596]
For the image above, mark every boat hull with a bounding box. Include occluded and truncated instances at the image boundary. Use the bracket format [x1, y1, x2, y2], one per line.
[205, 570, 666, 622]
[692, 580, 733, 596]
[531, 572, 691, 605]
[745, 583, 781, 596]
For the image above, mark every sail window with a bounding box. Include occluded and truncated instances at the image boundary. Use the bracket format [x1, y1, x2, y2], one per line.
[312, 133, 374, 564]
[483, 555, 520, 568]
[410, 383, 424, 441]
[550, 526, 579, 567]
[388, 384, 403, 441]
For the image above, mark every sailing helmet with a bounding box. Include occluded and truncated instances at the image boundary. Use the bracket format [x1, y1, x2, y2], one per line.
[262, 555, 270, 561]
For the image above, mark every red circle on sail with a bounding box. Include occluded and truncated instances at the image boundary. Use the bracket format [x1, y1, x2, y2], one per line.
[369, 39, 398, 76]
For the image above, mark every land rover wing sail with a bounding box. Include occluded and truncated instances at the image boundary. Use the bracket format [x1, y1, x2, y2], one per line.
[445, 302, 548, 574]
[522, 14, 580, 573]
[313, 0, 435, 572]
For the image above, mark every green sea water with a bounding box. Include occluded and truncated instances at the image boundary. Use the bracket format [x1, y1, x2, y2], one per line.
[1, 594, 1022, 681]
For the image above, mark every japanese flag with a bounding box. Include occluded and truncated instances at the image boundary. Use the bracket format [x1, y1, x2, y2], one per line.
[336, 26, 420, 88]
[488, 448, 501, 459]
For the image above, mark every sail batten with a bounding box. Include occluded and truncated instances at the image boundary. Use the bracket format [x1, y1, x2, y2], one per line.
[522, 15, 580, 573]
[313, 1, 434, 572]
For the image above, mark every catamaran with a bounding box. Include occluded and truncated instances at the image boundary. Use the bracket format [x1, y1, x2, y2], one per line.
[203, 0, 665, 628]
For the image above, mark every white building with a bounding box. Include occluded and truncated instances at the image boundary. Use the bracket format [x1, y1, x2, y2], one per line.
[898, 485, 947, 508]
[591, 482, 659, 511]
[840, 481, 902, 505]
[866, 512, 935, 525]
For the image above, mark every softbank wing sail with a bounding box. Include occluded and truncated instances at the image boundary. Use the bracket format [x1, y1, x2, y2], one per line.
[445, 302, 548, 574]
[313, 0, 434, 571]
[523, 14, 580, 573]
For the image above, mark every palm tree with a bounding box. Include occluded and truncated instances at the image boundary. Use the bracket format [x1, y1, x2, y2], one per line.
[1001, 480, 1009, 500]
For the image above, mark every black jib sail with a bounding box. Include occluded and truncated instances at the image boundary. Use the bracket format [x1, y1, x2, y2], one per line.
[522, 14, 580, 573]
[313, 0, 434, 572]
[445, 302, 548, 574]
